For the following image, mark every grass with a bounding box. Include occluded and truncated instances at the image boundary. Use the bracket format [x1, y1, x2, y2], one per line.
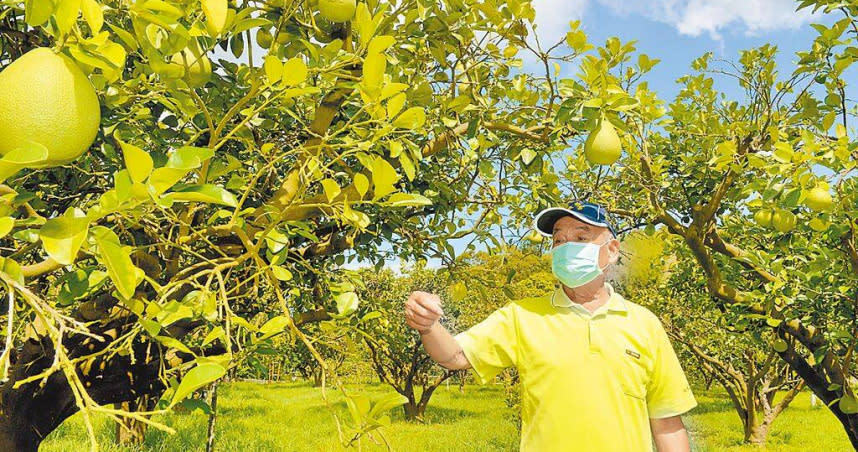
[41, 382, 851, 451]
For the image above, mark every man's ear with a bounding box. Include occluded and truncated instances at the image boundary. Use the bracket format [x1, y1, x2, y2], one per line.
[607, 238, 621, 264]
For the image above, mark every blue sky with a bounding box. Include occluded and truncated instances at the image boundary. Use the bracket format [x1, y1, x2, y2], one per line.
[530, 0, 826, 101]
[353, 1, 836, 271]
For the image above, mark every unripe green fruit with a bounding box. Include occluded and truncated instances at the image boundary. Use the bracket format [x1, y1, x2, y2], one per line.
[804, 186, 833, 211]
[318, 0, 356, 22]
[256, 28, 273, 49]
[771, 209, 796, 233]
[754, 209, 773, 227]
[583, 119, 622, 165]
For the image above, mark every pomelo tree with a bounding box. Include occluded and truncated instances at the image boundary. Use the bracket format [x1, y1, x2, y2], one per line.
[0, 0, 599, 450]
[355, 265, 463, 421]
[617, 231, 804, 446]
[502, 1, 858, 446]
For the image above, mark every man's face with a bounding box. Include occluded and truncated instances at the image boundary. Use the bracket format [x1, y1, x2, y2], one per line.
[551, 215, 620, 268]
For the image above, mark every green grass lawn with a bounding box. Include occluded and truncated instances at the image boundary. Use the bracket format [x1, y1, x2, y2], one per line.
[41, 382, 851, 451]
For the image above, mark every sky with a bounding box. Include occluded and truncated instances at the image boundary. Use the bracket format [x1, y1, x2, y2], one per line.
[529, 0, 825, 100]
[348, 0, 835, 271]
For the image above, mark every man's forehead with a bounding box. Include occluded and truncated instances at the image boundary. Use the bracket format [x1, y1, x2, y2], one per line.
[553, 215, 594, 232]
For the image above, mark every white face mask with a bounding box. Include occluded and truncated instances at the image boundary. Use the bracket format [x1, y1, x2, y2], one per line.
[549, 238, 611, 288]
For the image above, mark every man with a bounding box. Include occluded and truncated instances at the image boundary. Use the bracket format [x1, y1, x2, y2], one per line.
[403, 201, 697, 451]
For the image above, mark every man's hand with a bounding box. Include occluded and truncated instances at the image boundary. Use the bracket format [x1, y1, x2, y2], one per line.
[404, 291, 444, 334]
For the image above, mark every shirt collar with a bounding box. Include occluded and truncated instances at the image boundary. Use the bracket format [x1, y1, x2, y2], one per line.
[550, 283, 627, 314]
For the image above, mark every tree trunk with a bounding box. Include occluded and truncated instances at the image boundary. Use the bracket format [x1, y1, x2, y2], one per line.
[312, 368, 323, 387]
[745, 421, 770, 446]
[114, 396, 154, 445]
[0, 322, 171, 451]
[777, 347, 858, 449]
[402, 399, 425, 422]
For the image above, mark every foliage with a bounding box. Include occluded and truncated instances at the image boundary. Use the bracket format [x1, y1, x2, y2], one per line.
[0, 0, 604, 449]
[354, 264, 461, 421]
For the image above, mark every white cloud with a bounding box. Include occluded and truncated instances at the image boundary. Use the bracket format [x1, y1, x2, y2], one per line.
[531, 0, 589, 45]
[531, 0, 816, 42]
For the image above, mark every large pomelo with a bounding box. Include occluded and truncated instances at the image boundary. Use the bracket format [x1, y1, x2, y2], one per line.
[0, 48, 100, 167]
[318, 0, 356, 22]
[583, 119, 622, 165]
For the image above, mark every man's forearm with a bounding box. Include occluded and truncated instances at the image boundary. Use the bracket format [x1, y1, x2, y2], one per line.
[419, 322, 471, 370]
[651, 416, 691, 452]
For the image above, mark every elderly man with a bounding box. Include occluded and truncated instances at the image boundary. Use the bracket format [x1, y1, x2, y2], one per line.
[404, 201, 697, 451]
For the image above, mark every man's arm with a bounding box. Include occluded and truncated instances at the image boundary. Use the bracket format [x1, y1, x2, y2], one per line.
[404, 291, 472, 370]
[650, 416, 691, 452]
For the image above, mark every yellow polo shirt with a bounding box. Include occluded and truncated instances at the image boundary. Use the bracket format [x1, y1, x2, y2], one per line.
[453, 285, 696, 451]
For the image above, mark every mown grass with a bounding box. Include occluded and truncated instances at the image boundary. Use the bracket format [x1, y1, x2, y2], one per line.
[42, 382, 850, 451]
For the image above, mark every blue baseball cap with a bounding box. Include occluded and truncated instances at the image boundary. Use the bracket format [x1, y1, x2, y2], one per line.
[534, 201, 617, 237]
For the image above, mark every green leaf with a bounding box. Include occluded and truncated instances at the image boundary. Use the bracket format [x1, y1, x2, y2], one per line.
[118, 140, 153, 183]
[367, 35, 395, 55]
[281, 57, 307, 87]
[55, 0, 81, 36]
[386, 93, 406, 118]
[321, 179, 340, 202]
[165, 185, 238, 207]
[354, 173, 370, 198]
[270, 265, 293, 282]
[0, 217, 14, 239]
[81, 0, 103, 33]
[371, 157, 399, 200]
[369, 392, 408, 419]
[335, 291, 359, 316]
[385, 193, 432, 207]
[139, 318, 161, 337]
[354, 2, 375, 47]
[26, 0, 55, 27]
[202, 326, 225, 346]
[171, 362, 226, 407]
[392, 107, 426, 130]
[362, 51, 386, 93]
[3, 141, 50, 165]
[91, 226, 139, 299]
[201, 0, 228, 35]
[39, 210, 89, 266]
[258, 316, 290, 340]
[345, 393, 371, 424]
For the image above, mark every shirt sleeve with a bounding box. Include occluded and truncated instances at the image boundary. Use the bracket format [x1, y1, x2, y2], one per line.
[453, 303, 518, 385]
[646, 318, 697, 418]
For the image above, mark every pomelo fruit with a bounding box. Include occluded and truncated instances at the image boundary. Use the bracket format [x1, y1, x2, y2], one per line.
[804, 186, 833, 211]
[754, 209, 773, 227]
[256, 28, 274, 49]
[0, 48, 100, 167]
[170, 41, 212, 88]
[771, 209, 796, 233]
[318, 0, 356, 22]
[583, 119, 622, 165]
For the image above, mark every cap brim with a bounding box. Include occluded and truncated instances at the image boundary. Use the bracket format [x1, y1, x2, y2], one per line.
[533, 207, 615, 237]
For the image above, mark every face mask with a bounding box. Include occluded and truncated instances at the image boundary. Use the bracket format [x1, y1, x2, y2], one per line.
[550, 238, 611, 288]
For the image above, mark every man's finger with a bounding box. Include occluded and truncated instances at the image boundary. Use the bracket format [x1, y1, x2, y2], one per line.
[416, 297, 443, 316]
